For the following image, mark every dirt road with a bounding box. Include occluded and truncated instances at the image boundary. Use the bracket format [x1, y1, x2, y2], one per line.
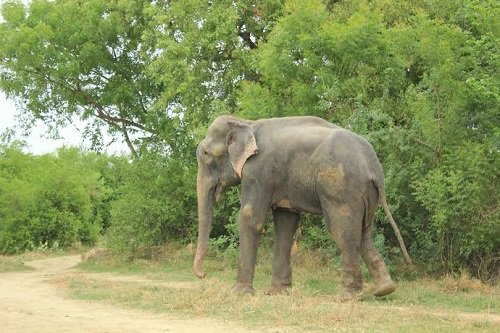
[0, 255, 259, 333]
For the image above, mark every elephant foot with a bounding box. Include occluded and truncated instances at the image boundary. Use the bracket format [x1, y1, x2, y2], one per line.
[373, 281, 396, 297]
[364, 254, 397, 297]
[231, 282, 255, 296]
[338, 265, 363, 302]
[335, 289, 363, 302]
[266, 284, 291, 296]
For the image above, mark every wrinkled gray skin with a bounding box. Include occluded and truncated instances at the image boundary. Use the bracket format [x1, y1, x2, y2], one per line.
[193, 115, 412, 301]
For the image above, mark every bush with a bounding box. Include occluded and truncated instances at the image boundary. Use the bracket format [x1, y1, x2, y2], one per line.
[413, 143, 499, 280]
[0, 145, 114, 253]
[106, 151, 198, 256]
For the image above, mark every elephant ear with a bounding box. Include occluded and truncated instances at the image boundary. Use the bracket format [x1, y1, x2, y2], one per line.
[226, 121, 258, 178]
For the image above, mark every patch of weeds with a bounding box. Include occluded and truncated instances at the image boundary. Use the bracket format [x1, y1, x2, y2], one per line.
[302, 277, 338, 295]
[370, 278, 500, 314]
[472, 321, 494, 330]
[79, 245, 200, 283]
[0, 255, 32, 272]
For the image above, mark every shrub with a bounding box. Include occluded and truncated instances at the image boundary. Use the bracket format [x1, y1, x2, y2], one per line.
[0, 145, 112, 253]
[106, 151, 198, 256]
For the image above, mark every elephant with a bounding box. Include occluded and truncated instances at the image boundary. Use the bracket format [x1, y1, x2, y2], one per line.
[193, 115, 412, 301]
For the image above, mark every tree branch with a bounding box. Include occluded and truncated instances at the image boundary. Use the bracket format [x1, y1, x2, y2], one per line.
[120, 121, 139, 158]
[26, 67, 151, 133]
[391, 125, 435, 150]
[75, 85, 149, 132]
[238, 21, 258, 50]
[22, 68, 151, 156]
[239, 31, 258, 49]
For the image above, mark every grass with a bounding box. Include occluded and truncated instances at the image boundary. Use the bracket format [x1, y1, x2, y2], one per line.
[63, 246, 499, 333]
[0, 243, 90, 273]
[0, 255, 32, 272]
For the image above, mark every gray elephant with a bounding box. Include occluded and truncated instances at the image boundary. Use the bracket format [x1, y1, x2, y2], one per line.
[193, 115, 412, 301]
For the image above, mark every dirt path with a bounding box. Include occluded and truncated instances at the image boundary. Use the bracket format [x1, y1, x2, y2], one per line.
[0, 255, 260, 333]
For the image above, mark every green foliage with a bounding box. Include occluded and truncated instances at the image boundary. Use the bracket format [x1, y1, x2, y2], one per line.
[209, 188, 242, 260]
[0, 145, 122, 253]
[144, 0, 285, 128]
[413, 143, 499, 278]
[106, 150, 198, 256]
[300, 214, 338, 260]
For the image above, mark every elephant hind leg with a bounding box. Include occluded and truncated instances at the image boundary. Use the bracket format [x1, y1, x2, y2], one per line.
[320, 199, 363, 301]
[361, 222, 396, 297]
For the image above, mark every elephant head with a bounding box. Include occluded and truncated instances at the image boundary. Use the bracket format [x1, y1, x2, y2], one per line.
[193, 116, 258, 278]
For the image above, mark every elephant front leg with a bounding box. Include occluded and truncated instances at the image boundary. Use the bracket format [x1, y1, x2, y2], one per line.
[267, 209, 300, 295]
[232, 195, 270, 295]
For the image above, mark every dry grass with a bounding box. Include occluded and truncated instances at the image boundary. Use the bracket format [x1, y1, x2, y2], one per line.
[59, 247, 500, 333]
[439, 272, 492, 294]
[0, 255, 32, 272]
[63, 275, 498, 332]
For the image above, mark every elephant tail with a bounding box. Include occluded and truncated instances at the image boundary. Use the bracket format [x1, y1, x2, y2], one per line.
[373, 177, 413, 265]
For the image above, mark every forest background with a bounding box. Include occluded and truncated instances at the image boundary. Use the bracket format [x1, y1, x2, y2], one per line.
[0, 0, 498, 282]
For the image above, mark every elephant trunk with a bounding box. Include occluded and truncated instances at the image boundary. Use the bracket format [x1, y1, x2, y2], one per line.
[193, 167, 216, 279]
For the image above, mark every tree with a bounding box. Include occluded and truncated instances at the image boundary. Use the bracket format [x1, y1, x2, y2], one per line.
[0, 0, 285, 156]
[1, 0, 498, 279]
[0, 0, 161, 156]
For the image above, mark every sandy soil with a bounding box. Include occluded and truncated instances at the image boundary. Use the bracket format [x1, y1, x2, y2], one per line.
[0, 255, 261, 333]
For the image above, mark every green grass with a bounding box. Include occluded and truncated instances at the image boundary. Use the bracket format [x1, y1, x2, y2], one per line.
[62, 247, 499, 332]
[386, 279, 498, 314]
